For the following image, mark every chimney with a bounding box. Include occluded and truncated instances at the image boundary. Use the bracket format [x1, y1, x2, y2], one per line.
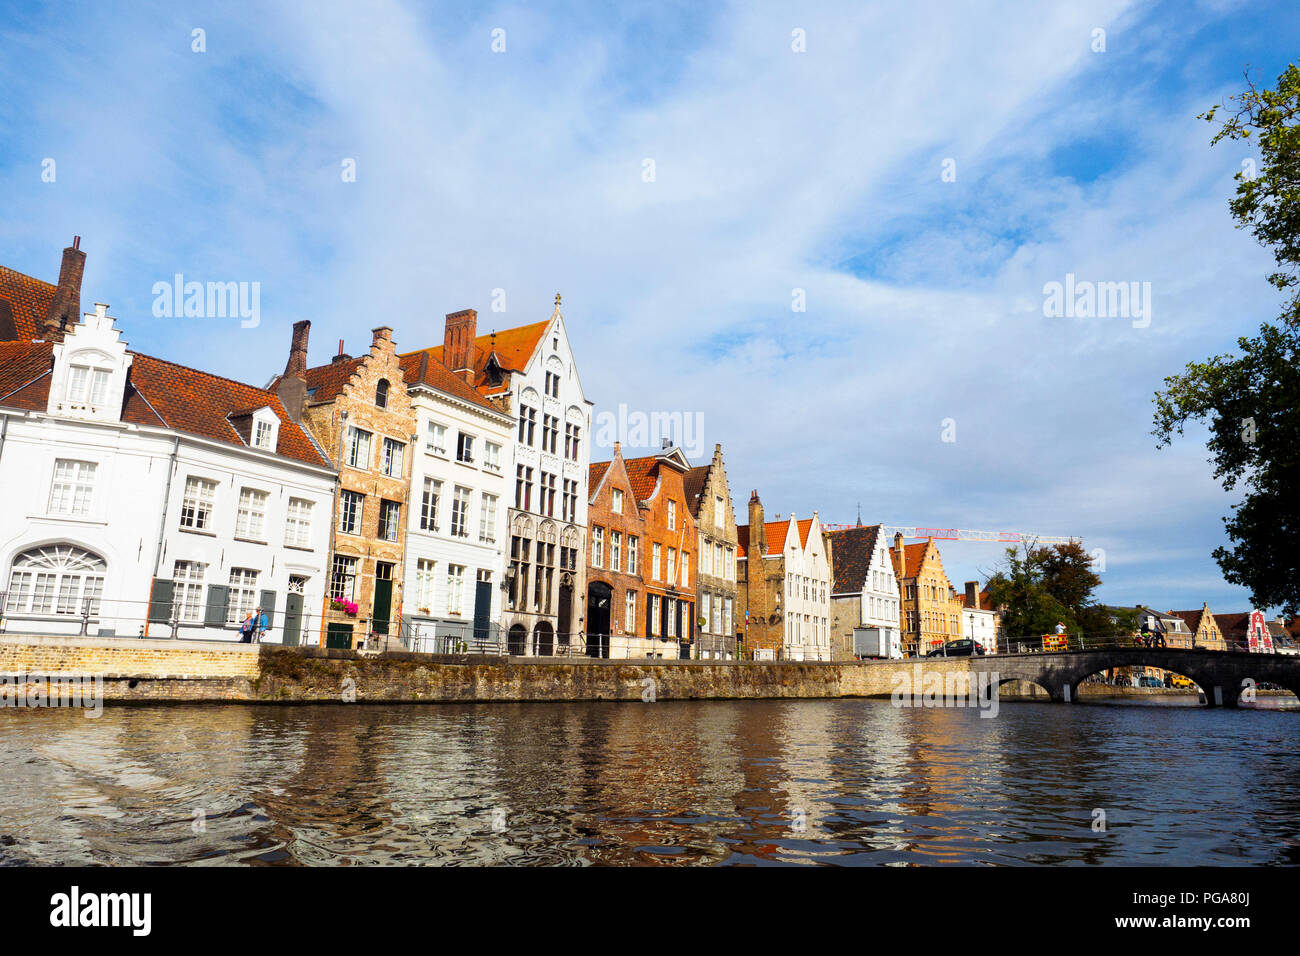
[41, 237, 86, 342]
[443, 309, 478, 384]
[332, 338, 351, 364]
[372, 326, 393, 350]
[277, 320, 310, 421]
[965, 581, 978, 608]
[748, 491, 767, 557]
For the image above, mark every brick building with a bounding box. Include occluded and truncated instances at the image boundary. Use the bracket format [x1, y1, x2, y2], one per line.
[586, 444, 652, 657]
[292, 326, 416, 649]
[617, 444, 696, 658]
[891, 534, 963, 656]
[683, 443, 739, 659]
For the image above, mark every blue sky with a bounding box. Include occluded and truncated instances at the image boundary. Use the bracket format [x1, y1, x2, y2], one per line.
[2, 0, 1297, 616]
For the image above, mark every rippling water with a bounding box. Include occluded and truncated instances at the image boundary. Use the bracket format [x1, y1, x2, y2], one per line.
[2, 700, 1299, 866]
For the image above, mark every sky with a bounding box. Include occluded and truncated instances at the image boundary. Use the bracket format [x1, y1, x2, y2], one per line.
[1, 0, 1296, 615]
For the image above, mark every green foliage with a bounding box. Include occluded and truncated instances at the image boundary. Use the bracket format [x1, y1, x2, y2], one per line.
[1154, 63, 1300, 615]
[986, 541, 1106, 637]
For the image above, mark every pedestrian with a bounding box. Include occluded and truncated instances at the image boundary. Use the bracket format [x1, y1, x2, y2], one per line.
[238, 611, 255, 643]
[255, 606, 268, 643]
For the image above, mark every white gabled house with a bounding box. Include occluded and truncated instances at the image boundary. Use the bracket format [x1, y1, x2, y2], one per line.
[0, 248, 336, 643]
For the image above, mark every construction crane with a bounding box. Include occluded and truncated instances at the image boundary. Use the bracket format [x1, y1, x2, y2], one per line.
[822, 524, 1080, 546]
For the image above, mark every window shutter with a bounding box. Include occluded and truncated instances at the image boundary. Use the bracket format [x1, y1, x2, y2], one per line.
[204, 585, 230, 627]
[259, 590, 276, 630]
[147, 578, 175, 623]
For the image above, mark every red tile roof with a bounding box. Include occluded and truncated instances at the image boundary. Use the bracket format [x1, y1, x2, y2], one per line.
[400, 320, 551, 398]
[300, 357, 366, 405]
[0, 265, 56, 342]
[399, 350, 500, 413]
[736, 517, 813, 558]
[0, 341, 329, 467]
[890, 541, 932, 580]
[682, 465, 709, 515]
[589, 460, 611, 490]
[621, 455, 662, 503]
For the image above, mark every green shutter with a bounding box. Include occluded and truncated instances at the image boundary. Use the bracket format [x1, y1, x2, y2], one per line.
[259, 589, 276, 628]
[147, 579, 175, 623]
[204, 585, 230, 627]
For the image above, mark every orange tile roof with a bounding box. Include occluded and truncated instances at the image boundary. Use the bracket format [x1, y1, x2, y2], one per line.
[589, 460, 611, 490]
[621, 455, 662, 503]
[399, 350, 500, 413]
[400, 320, 550, 398]
[736, 517, 813, 558]
[0, 265, 56, 341]
[890, 541, 932, 579]
[0, 341, 329, 467]
[300, 357, 366, 405]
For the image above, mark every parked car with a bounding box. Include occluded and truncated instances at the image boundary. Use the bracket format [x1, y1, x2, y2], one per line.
[1138, 676, 1163, 688]
[1170, 674, 1195, 689]
[926, 639, 986, 657]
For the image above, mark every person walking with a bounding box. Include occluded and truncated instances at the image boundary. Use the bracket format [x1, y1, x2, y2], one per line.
[238, 611, 255, 643]
[255, 607, 268, 643]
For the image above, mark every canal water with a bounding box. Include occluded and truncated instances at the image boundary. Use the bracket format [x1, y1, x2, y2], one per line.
[2, 699, 1298, 865]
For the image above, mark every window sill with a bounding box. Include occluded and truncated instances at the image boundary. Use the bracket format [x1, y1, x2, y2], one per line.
[29, 513, 108, 526]
[178, 526, 217, 537]
[233, 536, 268, 546]
[284, 544, 315, 553]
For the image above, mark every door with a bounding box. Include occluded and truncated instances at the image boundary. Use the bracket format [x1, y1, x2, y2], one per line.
[326, 622, 353, 649]
[472, 581, 492, 642]
[373, 563, 394, 635]
[557, 582, 574, 647]
[284, 592, 303, 646]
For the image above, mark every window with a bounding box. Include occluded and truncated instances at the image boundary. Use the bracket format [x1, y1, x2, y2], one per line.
[382, 438, 406, 477]
[515, 466, 533, 511]
[254, 419, 275, 449]
[330, 555, 358, 601]
[542, 414, 559, 454]
[416, 559, 436, 611]
[667, 548, 676, 584]
[235, 487, 269, 540]
[612, 489, 623, 514]
[544, 370, 560, 397]
[667, 500, 676, 531]
[509, 535, 531, 611]
[562, 479, 577, 522]
[652, 543, 662, 580]
[484, 442, 501, 471]
[451, 486, 471, 538]
[375, 379, 389, 408]
[724, 597, 733, 636]
[173, 560, 206, 622]
[680, 552, 689, 588]
[226, 568, 259, 625]
[611, 531, 622, 571]
[592, 527, 604, 567]
[702, 593, 711, 633]
[5, 545, 105, 617]
[346, 427, 372, 469]
[285, 497, 314, 547]
[518, 406, 536, 445]
[540, 472, 556, 517]
[48, 459, 97, 516]
[480, 493, 498, 543]
[649, 596, 660, 636]
[447, 565, 466, 614]
[667, 599, 677, 638]
[456, 432, 475, 464]
[714, 496, 724, 525]
[66, 364, 111, 405]
[180, 477, 217, 530]
[627, 536, 639, 575]
[626, 590, 637, 632]
[420, 478, 441, 531]
[338, 490, 363, 535]
[426, 421, 447, 455]
[378, 500, 401, 541]
[565, 423, 581, 461]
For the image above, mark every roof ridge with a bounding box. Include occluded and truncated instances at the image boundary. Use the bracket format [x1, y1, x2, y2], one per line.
[0, 263, 56, 290]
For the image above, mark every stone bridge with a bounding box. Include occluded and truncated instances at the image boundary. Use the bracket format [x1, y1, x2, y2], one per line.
[973, 648, 1300, 707]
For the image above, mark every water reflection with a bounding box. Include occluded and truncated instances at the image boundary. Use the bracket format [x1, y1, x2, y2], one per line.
[1, 700, 1297, 866]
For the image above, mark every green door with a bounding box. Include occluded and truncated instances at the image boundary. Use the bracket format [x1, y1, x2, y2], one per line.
[326, 622, 354, 649]
[283, 593, 303, 646]
[373, 579, 393, 635]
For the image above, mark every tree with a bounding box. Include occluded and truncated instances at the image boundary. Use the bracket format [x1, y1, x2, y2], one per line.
[986, 541, 1113, 637]
[1153, 63, 1300, 616]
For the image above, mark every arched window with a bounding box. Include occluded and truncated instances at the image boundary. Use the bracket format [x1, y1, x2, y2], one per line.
[5, 545, 106, 616]
[375, 379, 390, 408]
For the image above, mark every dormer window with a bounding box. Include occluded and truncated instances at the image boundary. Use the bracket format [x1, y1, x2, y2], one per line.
[66, 352, 112, 406]
[254, 420, 274, 449]
[376, 379, 389, 408]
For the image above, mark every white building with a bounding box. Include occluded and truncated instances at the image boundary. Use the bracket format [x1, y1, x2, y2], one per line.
[400, 297, 592, 655]
[0, 287, 335, 643]
[779, 512, 832, 661]
[397, 335, 514, 652]
[958, 581, 998, 653]
[827, 524, 902, 659]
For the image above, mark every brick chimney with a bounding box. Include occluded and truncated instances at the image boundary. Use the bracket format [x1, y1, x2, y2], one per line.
[41, 237, 86, 342]
[748, 491, 767, 558]
[443, 309, 478, 384]
[277, 320, 310, 421]
[964, 581, 978, 608]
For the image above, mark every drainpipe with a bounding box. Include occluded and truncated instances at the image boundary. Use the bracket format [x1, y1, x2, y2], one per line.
[151, 437, 182, 577]
[0, 413, 9, 466]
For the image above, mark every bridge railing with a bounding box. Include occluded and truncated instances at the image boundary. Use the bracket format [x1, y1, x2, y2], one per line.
[992, 630, 1207, 655]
